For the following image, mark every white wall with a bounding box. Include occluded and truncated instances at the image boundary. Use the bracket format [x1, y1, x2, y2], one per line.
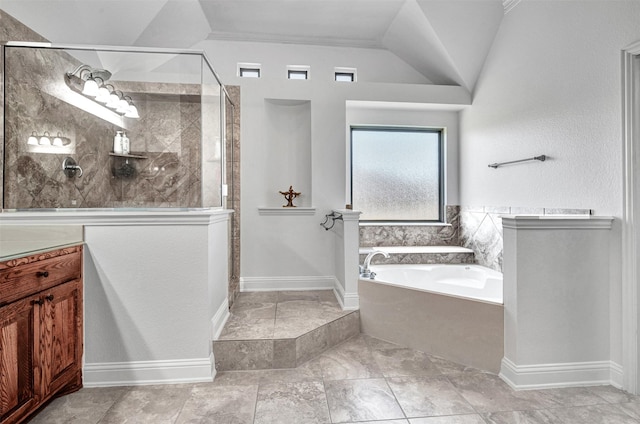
[460, 1, 640, 214]
[197, 40, 469, 287]
[460, 1, 640, 376]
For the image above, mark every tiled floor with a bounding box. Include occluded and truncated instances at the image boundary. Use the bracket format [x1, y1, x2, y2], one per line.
[30, 334, 640, 423]
[219, 290, 353, 340]
[213, 290, 360, 371]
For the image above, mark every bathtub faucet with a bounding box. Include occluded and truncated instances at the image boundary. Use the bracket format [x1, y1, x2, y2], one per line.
[359, 250, 390, 279]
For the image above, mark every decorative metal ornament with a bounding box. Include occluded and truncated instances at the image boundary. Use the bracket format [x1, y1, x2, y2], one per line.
[279, 185, 300, 207]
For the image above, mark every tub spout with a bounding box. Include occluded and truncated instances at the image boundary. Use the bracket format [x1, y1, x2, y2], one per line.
[360, 250, 390, 279]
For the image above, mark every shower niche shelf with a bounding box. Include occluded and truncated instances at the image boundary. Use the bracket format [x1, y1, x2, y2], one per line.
[109, 152, 148, 159]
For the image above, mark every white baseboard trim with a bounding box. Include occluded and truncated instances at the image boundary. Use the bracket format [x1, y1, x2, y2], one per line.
[83, 357, 214, 387]
[333, 279, 359, 310]
[240, 276, 336, 292]
[610, 361, 624, 389]
[500, 357, 621, 390]
[211, 298, 230, 341]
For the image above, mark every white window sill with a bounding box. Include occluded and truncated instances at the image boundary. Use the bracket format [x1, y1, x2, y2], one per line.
[258, 207, 316, 216]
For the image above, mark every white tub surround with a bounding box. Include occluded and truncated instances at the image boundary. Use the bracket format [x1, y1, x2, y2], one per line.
[500, 215, 616, 390]
[0, 209, 232, 386]
[359, 276, 503, 373]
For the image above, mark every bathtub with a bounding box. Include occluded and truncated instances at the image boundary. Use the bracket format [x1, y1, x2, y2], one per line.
[359, 264, 504, 373]
[369, 263, 503, 305]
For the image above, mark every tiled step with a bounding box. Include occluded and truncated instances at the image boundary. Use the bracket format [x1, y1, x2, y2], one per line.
[359, 245, 474, 265]
[213, 290, 360, 371]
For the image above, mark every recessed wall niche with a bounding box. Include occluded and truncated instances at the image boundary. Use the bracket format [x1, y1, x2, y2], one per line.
[264, 99, 312, 207]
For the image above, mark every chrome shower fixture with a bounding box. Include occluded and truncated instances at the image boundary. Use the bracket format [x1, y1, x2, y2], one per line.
[64, 64, 139, 119]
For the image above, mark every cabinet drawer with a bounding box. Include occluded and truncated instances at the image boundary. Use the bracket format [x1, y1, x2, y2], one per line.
[0, 249, 82, 306]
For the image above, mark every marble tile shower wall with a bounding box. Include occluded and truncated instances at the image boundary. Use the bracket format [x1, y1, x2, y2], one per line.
[2, 42, 202, 208]
[0, 10, 49, 207]
[225, 85, 241, 307]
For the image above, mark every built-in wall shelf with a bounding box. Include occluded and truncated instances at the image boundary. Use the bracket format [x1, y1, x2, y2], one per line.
[109, 152, 148, 159]
[258, 207, 316, 216]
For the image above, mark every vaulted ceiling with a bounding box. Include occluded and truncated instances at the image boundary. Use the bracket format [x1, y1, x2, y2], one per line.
[0, 0, 508, 91]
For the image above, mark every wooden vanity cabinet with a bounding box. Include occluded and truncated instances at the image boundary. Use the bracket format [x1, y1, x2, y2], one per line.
[0, 246, 83, 424]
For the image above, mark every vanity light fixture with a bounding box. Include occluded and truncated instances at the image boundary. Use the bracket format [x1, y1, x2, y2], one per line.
[27, 131, 71, 147]
[65, 64, 140, 119]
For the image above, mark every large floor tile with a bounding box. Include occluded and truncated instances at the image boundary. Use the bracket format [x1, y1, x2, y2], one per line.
[373, 347, 441, 378]
[482, 409, 561, 424]
[218, 316, 275, 340]
[235, 292, 279, 304]
[315, 337, 383, 380]
[343, 421, 408, 424]
[589, 385, 640, 404]
[530, 386, 613, 408]
[548, 403, 639, 423]
[428, 355, 482, 376]
[175, 384, 258, 424]
[618, 401, 640, 420]
[409, 415, 487, 424]
[387, 375, 476, 418]
[98, 385, 192, 424]
[447, 372, 558, 413]
[276, 299, 345, 320]
[325, 378, 405, 423]
[28, 387, 128, 424]
[254, 381, 331, 424]
[273, 317, 330, 338]
[231, 301, 277, 320]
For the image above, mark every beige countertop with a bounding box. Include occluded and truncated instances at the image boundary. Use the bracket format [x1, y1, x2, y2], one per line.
[0, 225, 84, 261]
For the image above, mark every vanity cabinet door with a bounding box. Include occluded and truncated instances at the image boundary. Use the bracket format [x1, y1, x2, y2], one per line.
[34, 279, 82, 399]
[0, 296, 36, 424]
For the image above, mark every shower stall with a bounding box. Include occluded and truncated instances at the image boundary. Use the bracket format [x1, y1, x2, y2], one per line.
[1, 43, 234, 210]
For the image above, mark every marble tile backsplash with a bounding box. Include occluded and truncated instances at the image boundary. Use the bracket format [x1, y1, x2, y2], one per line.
[459, 206, 592, 272]
[359, 205, 461, 247]
[360, 205, 591, 272]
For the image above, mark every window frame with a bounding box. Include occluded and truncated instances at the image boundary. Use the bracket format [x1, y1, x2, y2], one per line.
[349, 126, 445, 224]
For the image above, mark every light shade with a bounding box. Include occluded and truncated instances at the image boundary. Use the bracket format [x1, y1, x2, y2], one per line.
[82, 78, 99, 96]
[39, 132, 51, 146]
[106, 92, 120, 109]
[27, 131, 39, 145]
[53, 133, 64, 147]
[125, 104, 140, 119]
[116, 98, 130, 114]
[95, 85, 111, 103]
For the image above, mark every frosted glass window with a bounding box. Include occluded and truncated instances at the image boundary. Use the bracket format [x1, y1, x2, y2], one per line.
[351, 128, 443, 222]
[288, 70, 308, 80]
[239, 67, 260, 78]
